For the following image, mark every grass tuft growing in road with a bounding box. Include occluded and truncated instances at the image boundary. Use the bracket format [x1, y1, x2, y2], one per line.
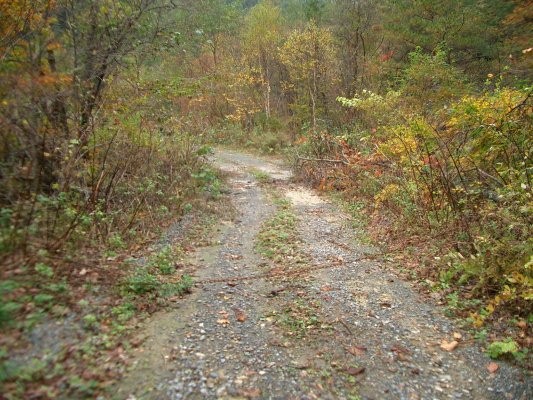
[255, 196, 299, 262]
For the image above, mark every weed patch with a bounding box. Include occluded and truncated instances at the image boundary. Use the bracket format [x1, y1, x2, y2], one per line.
[249, 168, 272, 184]
[268, 297, 322, 338]
[255, 197, 298, 261]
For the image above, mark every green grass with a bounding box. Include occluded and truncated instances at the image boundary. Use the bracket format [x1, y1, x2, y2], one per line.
[270, 298, 321, 338]
[255, 198, 298, 261]
[249, 168, 272, 184]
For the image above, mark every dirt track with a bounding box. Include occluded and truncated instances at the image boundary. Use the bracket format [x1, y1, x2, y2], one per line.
[115, 149, 531, 400]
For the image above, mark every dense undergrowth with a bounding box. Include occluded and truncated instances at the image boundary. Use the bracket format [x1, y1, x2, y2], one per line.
[0, 57, 218, 397]
[293, 52, 532, 358]
[0, 2, 219, 397]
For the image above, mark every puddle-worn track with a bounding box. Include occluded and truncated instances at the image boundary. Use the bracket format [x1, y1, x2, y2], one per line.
[115, 149, 531, 400]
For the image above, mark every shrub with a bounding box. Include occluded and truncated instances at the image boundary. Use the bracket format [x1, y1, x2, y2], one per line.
[125, 269, 160, 295]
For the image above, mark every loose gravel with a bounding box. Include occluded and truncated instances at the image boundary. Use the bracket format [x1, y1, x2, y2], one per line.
[115, 149, 531, 400]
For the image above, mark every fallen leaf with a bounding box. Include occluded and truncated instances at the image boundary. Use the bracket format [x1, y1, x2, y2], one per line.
[269, 286, 287, 296]
[440, 340, 458, 351]
[380, 295, 393, 308]
[390, 344, 411, 361]
[239, 387, 261, 398]
[487, 362, 499, 373]
[390, 344, 411, 355]
[453, 332, 462, 340]
[130, 336, 145, 348]
[217, 310, 230, 326]
[345, 366, 365, 376]
[347, 345, 367, 356]
[330, 255, 344, 265]
[235, 309, 247, 322]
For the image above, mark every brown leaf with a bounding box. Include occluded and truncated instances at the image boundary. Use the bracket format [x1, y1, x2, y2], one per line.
[346, 366, 365, 376]
[391, 344, 411, 361]
[240, 387, 261, 398]
[217, 310, 230, 325]
[347, 345, 367, 356]
[380, 295, 393, 308]
[81, 369, 95, 380]
[440, 340, 459, 352]
[235, 309, 247, 322]
[130, 336, 145, 348]
[390, 344, 411, 355]
[487, 362, 499, 373]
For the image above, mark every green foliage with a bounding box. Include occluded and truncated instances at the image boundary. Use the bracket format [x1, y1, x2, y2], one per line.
[10, 358, 47, 382]
[158, 275, 194, 298]
[33, 293, 54, 306]
[150, 245, 176, 275]
[111, 302, 136, 323]
[35, 263, 54, 278]
[0, 301, 21, 329]
[108, 233, 126, 250]
[486, 338, 523, 360]
[0, 208, 17, 254]
[0, 1, 530, 397]
[124, 259, 193, 299]
[45, 280, 69, 294]
[384, 0, 513, 77]
[67, 374, 98, 397]
[272, 298, 321, 338]
[402, 47, 470, 113]
[250, 169, 271, 183]
[256, 198, 298, 261]
[210, 123, 290, 154]
[192, 167, 223, 198]
[279, 21, 338, 130]
[125, 269, 160, 295]
[0, 280, 18, 296]
[319, 47, 532, 325]
[82, 314, 99, 330]
[243, 1, 283, 59]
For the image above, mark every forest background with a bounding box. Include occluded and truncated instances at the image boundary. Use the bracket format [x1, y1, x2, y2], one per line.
[0, 0, 531, 397]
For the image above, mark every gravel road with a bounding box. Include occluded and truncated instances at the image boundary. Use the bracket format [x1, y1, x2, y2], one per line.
[115, 149, 531, 400]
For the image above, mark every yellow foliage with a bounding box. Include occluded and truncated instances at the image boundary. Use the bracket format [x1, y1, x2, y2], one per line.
[0, 0, 56, 57]
[279, 21, 336, 85]
[374, 184, 401, 208]
[448, 88, 530, 129]
[379, 125, 418, 164]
